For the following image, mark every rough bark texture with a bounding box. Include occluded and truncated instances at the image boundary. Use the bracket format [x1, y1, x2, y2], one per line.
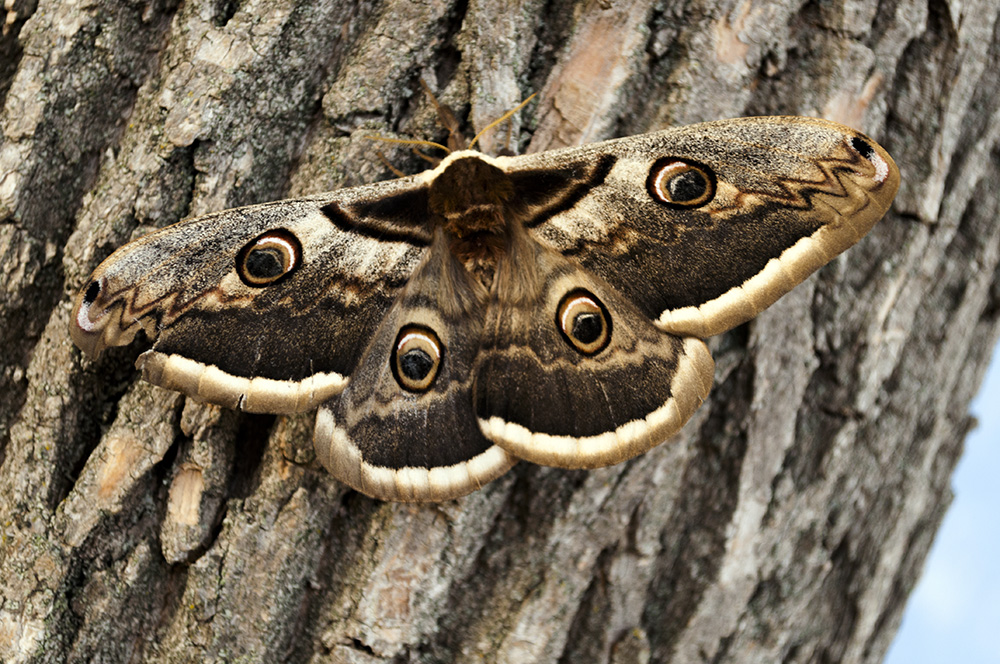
[1, 0, 998, 662]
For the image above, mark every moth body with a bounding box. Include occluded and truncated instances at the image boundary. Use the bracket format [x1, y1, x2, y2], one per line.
[71, 117, 899, 501]
[427, 152, 515, 287]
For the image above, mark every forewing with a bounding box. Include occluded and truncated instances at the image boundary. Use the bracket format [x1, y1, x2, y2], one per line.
[71, 176, 434, 414]
[502, 116, 900, 338]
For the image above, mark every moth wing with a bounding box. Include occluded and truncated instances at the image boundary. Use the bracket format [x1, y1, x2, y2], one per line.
[71, 176, 436, 414]
[474, 237, 714, 469]
[314, 236, 517, 502]
[501, 116, 900, 338]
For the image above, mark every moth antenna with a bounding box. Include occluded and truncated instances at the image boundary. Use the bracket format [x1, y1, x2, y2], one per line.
[468, 93, 538, 151]
[419, 78, 466, 151]
[411, 147, 440, 165]
[502, 121, 514, 155]
[375, 150, 408, 178]
[363, 135, 451, 155]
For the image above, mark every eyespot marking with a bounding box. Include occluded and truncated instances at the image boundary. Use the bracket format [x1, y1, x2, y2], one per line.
[236, 229, 302, 287]
[392, 325, 443, 392]
[556, 289, 611, 356]
[83, 280, 102, 305]
[849, 136, 889, 184]
[646, 159, 716, 208]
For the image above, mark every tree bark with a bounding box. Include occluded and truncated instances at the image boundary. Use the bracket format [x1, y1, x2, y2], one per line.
[1, 0, 998, 662]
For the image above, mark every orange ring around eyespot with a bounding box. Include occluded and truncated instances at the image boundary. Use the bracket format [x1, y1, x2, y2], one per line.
[236, 229, 303, 287]
[556, 289, 611, 356]
[646, 158, 716, 208]
[392, 324, 443, 392]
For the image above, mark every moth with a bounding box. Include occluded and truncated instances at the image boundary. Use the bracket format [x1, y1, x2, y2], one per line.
[71, 116, 899, 502]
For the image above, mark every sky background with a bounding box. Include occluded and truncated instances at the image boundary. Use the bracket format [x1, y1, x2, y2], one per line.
[885, 339, 1000, 664]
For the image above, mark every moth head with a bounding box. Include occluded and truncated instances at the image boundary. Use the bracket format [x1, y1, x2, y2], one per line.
[391, 324, 443, 392]
[556, 288, 612, 356]
[428, 154, 514, 237]
[646, 158, 716, 208]
[236, 229, 302, 287]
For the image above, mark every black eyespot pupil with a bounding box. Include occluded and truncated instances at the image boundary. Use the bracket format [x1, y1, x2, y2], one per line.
[572, 312, 603, 344]
[851, 136, 875, 160]
[246, 248, 284, 279]
[84, 281, 101, 304]
[400, 348, 433, 381]
[668, 170, 707, 202]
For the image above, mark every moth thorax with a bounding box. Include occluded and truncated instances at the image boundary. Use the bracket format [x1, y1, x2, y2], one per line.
[429, 156, 514, 237]
[449, 232, 504, 288]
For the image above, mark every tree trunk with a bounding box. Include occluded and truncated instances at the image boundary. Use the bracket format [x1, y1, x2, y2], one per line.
[1, 0, 998, 662]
